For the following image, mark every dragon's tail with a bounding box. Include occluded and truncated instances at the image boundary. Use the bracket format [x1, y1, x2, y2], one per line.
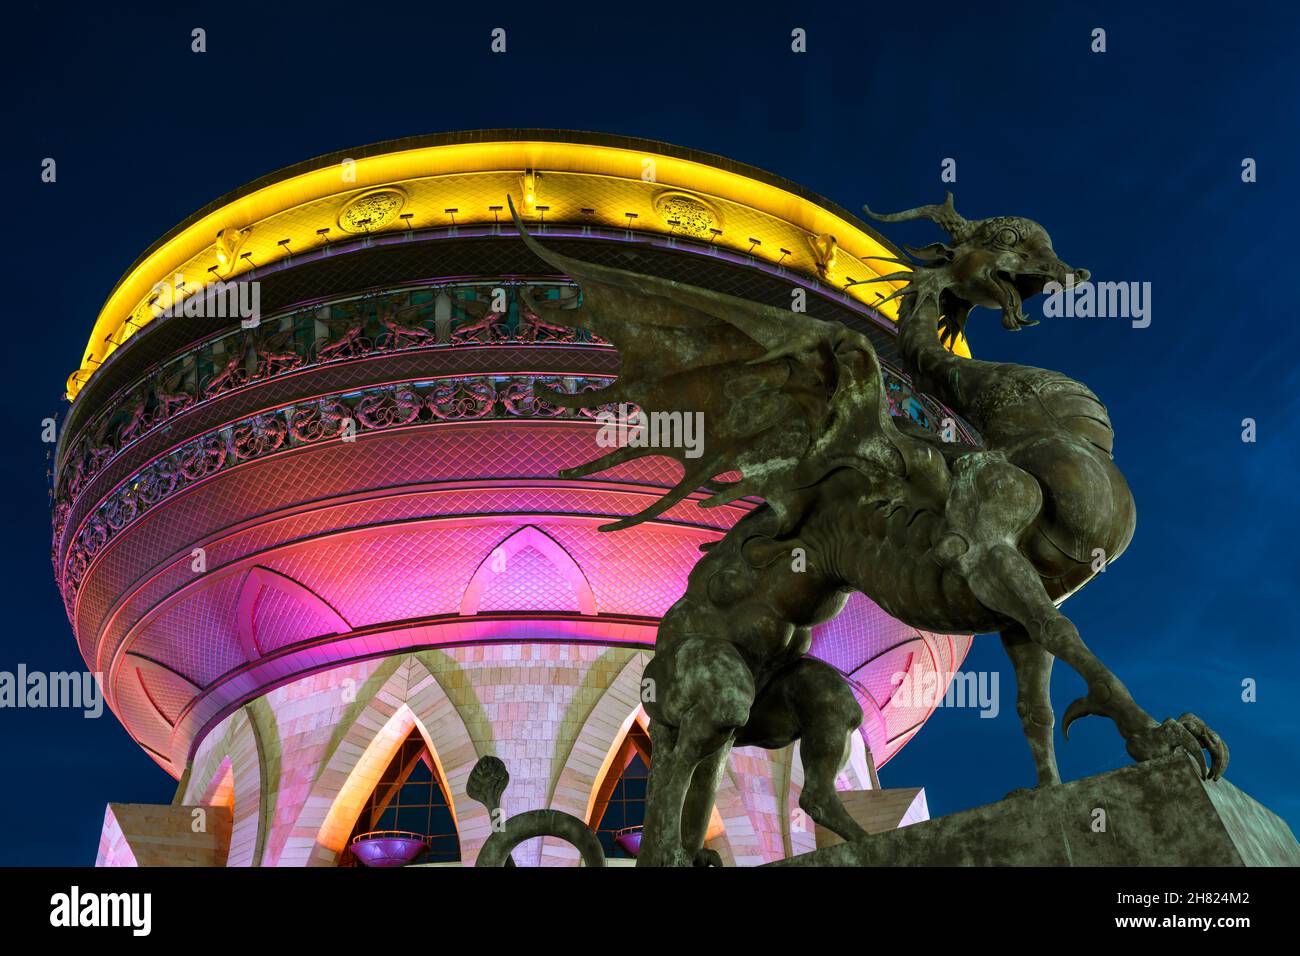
[466, 756, 607, 867]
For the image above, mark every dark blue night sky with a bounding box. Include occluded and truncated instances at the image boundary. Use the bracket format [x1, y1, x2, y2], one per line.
[3, 1, 1296, 865]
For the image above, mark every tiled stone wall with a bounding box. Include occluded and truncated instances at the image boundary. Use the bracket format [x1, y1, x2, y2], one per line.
[151, 644, 875, 867]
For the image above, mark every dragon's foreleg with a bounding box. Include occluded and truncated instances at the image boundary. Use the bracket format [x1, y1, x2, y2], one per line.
[1000, 624, 1060, 787]
[938, 452, 1228, 780]
[735, 657, 869, 844]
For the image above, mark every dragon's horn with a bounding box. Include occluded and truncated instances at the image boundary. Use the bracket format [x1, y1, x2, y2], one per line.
[862, 191, 971, 241]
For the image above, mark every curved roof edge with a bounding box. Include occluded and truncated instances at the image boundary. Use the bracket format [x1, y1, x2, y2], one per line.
[109, 129, 904, 295]
[70, 129, 961, 400]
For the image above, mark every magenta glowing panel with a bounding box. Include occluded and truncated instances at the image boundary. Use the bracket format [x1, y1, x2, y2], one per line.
[65, 407, 968, 774]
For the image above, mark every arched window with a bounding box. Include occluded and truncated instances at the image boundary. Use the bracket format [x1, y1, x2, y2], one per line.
[591, 721, 652, 859]
[340, 729, 461, 866]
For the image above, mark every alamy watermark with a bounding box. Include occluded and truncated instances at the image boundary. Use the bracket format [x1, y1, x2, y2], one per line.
[891, 668, 1000, 718]
[50, 886, 150, 936]
[1041, 274, 1151, 328]
[595, 403, 705, 459]
[0, 665, 103, 718]
[149, 275, 262, 328]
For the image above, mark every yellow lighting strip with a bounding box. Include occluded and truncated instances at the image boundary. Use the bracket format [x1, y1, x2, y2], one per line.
[69, 139, 967, 399]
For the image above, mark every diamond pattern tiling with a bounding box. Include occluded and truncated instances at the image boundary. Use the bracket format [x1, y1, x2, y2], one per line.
[75, 411, 971, 768]
[112, 678, 173, 759]
[59, 342, 619, 547]
[808, 591, 923, 675]
[850, 644, 920, 711]
[542, 524, 713, 616]
[478, 546, 580, 613]
[253, 582, 347, 655]
[73, 421, 692, 652]
[257, 523, 511, 627]
[129, 573, 246, 686]
[131, 660, 198, 726]
[76, 421, 743, 671]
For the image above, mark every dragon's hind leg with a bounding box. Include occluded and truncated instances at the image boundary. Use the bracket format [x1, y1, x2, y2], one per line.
[679, 745, 730, 867]
[736, 657, 869, 845]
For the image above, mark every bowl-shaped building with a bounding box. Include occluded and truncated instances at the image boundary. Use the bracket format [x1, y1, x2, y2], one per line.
[52, 131, 975, 867]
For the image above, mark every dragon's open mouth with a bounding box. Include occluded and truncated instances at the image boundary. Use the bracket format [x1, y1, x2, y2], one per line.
[995, 270, 1053, 302]
[989, 270, 1059, 329]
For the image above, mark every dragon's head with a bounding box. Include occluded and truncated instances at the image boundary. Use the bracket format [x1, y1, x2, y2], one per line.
[864, 192, 1089, 347]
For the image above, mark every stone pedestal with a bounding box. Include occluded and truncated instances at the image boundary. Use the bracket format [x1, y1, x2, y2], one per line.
[775, 753, 1300, 867]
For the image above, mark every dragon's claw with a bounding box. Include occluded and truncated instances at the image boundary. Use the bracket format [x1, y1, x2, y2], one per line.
[1180, 713, 1230, 781]
[1126, 714, 1229, 781]
[1060, 694, 1106, 740]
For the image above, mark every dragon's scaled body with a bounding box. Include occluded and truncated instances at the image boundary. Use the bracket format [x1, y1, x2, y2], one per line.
[507, 195, 1226, 867]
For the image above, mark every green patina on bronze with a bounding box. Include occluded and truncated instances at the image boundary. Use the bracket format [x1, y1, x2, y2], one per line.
[771, 754, 1299, 867]
[466, 755, 606, 868]
[501, 193, 1227, 867]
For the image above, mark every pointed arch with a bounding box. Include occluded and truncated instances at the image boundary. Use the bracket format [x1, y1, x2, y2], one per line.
[715, 753, 772, 866]
[312, 702, 421, 864]
[234, 565, 351, 659]
[459, 525, 596, 615]
[589, 721, 652, 857]
[540, 650, 728, 865]
[181, 707, 263, 866]
[125, 653, 201, 730]
[709, 768, 757, 866]
[283, 656, 485, 867]
[538, 652, 647, 865]
[340, 727, 462, 865]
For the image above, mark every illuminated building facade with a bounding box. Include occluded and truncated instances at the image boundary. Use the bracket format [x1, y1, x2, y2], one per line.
[52, 131, 974, 867]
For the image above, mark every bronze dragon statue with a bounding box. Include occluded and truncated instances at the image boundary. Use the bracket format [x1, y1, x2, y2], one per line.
[504, 194, 1226, 868]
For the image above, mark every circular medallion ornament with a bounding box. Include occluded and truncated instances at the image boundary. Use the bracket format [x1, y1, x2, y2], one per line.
[653, 190, 722, 239]
[337, 188, 407, 234]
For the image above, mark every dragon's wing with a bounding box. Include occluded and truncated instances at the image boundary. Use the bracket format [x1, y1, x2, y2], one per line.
[510, 199, 908, 533]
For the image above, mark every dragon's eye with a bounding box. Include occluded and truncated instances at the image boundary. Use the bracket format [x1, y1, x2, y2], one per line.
[994, 227, 1020, 247]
